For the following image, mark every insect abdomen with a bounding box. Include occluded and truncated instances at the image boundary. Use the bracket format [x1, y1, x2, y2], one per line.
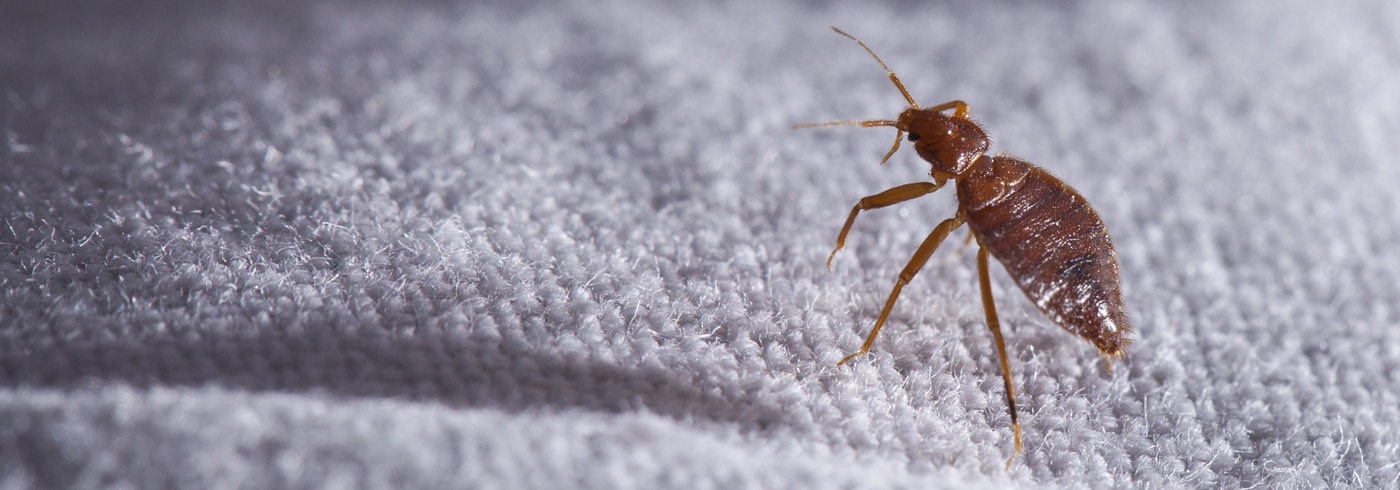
[958, 156, 1130, 355]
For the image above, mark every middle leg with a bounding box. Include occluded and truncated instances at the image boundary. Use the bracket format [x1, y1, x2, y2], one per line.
[837, 215, 963, 366]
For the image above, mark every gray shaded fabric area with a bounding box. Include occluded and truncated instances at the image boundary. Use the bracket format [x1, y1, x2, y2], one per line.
[3, 0, 1400, 488]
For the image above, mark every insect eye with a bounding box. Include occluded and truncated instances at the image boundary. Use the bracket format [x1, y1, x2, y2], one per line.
[907, 132, 921, 142]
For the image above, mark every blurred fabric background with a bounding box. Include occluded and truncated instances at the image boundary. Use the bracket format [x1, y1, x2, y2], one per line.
[3, 0, 1400, 488]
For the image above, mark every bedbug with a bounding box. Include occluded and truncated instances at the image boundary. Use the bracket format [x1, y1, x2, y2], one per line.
[796, 27, 1131, 468]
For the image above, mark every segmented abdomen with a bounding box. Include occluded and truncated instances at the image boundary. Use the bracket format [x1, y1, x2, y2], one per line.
[957, 155, 1130, 355]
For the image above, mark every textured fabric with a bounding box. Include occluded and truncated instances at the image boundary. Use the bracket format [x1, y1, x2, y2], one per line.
[3, 1, 1400, 488]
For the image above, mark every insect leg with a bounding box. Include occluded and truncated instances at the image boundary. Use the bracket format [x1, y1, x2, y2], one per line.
[978, 247, 1024, 470]
[926, 100, 970, 119]
[953, 229, 975, 255]
[838, 215, 963, 366]
[828, 181, 945, 270]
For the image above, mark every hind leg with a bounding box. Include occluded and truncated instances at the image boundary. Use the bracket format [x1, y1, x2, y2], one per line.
[978, 247, 1023, 470]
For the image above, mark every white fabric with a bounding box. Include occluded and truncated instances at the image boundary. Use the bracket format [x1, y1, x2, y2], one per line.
[3, 1, 1399, 488]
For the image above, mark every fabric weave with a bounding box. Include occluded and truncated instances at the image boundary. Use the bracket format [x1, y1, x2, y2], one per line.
[2, 1, 1399, 488]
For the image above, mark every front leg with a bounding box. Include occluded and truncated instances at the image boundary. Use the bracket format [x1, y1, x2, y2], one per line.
[927, 100, 970, 119]
[827, 180, 945, 269]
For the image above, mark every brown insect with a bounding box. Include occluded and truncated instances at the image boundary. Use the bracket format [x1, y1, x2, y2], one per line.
[796, 27, 1130, 468]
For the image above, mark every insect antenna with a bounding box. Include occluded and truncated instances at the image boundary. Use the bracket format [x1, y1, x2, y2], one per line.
[790, 27, 918, 165]
[790, 119, 896, 129]
[791, 120, 905, 165]
[829, 26, 918, 109]
[792, 119, 904, 165]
